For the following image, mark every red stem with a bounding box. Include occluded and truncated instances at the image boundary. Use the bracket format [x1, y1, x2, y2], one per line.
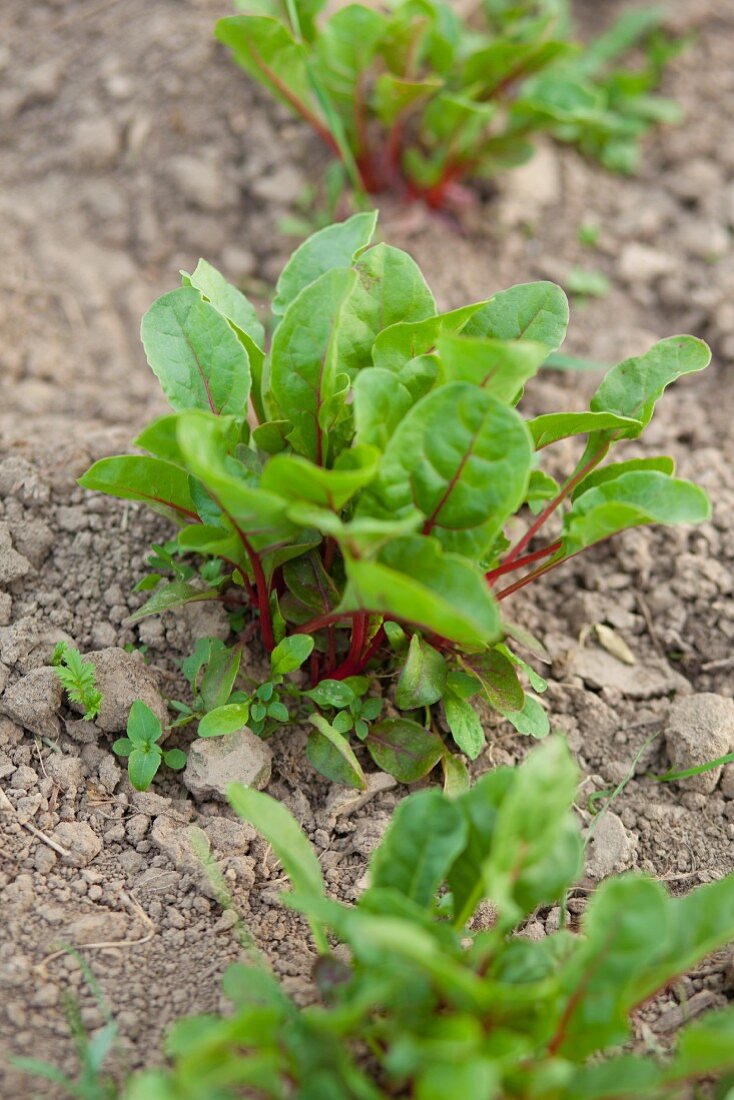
[248, 42, 341, 159]
[501, 447, 609, 569]
[486, 540, 562, 585]
[295, 610, 352, 635]
[329, 612, 368, 681]
[232, 523, 275, 652]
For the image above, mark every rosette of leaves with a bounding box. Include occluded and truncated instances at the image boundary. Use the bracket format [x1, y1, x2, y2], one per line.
[80, 214, 711, 787]
[214, 0, 680, 208]
[124, 739, 734, 1100]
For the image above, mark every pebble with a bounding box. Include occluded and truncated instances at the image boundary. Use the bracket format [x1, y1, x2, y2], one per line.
[81, 647, 168, 735]
[183, 728, 272, 803]
[585, 812, 636, 880]
[166, 155, 239, 212]
[52, 821, 102, 867]
[0, 523, 31, 584]
[665, 693, 734, 793]
[0, 666, 64, 739]
[618, 243, 676, 284]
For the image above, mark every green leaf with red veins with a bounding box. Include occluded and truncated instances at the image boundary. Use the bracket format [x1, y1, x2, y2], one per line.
[462, 281, 569, 351]
[336, 243, 437, 376]
[78, 456, 197, 521]
[365, 718, 444, 783]
[269, 267, 358, 463]
[359, 383, 533, 560]
[141, 287, 251, 417]
[437, 333, 548, 403]
[340, 535, 501, 648]
[272, 211, 378, 316]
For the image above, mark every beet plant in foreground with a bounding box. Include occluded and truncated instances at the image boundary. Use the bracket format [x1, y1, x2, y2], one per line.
[124, 739, 734, 1100]
[80, 213, 711, 787]
[216, 0, 680, 208]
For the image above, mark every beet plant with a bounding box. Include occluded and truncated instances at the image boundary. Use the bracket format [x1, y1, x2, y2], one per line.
[124, 739, 734, 1100]
[215, 0, 680, 208]
[81, 214, 711, 787]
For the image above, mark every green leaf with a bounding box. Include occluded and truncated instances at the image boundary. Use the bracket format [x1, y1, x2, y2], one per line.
[528, 410, 642, 449]
[462, 281, 569, 351]
[127, 699, 163, 745]
[200, 646, 242, 713]
[463, 649, 525, 713]
[483, 737, 581, 928]
[271, 635, 314, 675]
[216, 15, 323, 144]
[437, 334, 548, 403]
[561, 471, 711, 554]
[570, 455, 675, 500]
[272, 211, 378, 316]
[307, 713, 366, 790]
[78, 456, 197, 520]
[368, 789, 467, 907]
[260, 446, 379, 509]
[501, 693, 550, 739]
[175, 411, 297, 551]
[184, 258, 265, 350]
[444, 692, 485, 760]
[197, 702, 251, 738]
[163, 748, 187, 771]
[365, 718, 444, 783]
[341, 535, 501, 648]
[667, 1011, 734, 1081]
[337, 243, 437, 376]
[141, 287, 251, 416]
[395, 634, 447, 710]
[270, 267, 357, 463]
[441, 752, 470, 797]
[352, 368, 414, 451]
[128, 745, 163, 791]
[371, 302, 492, 374]
[590, 335, 711, 438]
[227, 784, 327, 951]
[304, 679, 356, 709]
[373, 74, 443, 126]
[112, 737, 133, 758]
[360, 383, 533, 559]
[127, 581, 220, 624]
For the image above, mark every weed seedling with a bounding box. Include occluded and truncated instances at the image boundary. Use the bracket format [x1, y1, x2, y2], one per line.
[82, 214, 712, 787]
[52, 642, 102, 721]
[112, 700, 186, 792]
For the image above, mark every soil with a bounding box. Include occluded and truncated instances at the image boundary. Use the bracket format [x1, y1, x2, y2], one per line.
[1, 0, 734, 1094]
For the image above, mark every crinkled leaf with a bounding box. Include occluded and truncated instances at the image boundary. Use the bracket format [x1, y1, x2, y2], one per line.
[272, 211, 378, 315]
[395, 634, 447, 710]
[141, 287, 251, 416]
[590, 336, 711, 438]
[360, 383, 533, 559]
[437, 334, 548, 403]
[462, 282, 569, 351]
[341, 535, 501, 647]
[78, 456, 197, 520]
[368, 789, 467, 907]
[366, 718, 444, 783]
[337, 243, 437, 376]
[307, 713, 366, 790]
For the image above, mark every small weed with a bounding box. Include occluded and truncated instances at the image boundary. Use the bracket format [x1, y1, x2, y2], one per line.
[53, 642, 102, 721]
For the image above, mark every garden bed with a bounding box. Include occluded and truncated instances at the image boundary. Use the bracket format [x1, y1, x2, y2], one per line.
[1, 0, 734, 1092]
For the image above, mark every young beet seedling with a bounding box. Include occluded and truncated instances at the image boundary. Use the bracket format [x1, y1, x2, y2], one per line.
[124, 739, 734, 1100]
[52, 642, 103, 722]
[81, 214, 711, 788]
[113, 700, 186, 792]
[215, 0, 680, 208]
